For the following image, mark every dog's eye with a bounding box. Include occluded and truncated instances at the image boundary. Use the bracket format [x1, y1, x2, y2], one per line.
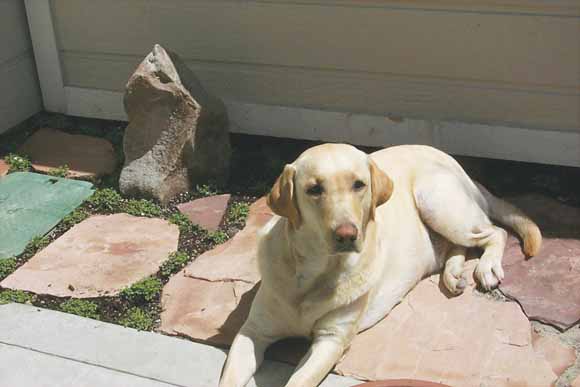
[306, 184, 323, 196]
[353, 180, 366, 191]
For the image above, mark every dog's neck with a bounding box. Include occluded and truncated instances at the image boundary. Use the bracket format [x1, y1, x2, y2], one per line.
[283, 220, 381, 312]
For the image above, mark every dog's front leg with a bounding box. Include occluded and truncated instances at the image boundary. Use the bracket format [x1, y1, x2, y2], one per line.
[285, 295, 367, 387]
[219, 323, 274, 387]
[219, 289, 284, 387]
[284, 335, 346, 387]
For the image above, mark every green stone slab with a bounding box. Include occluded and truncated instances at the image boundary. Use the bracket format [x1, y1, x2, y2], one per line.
[0, 172, 94, 259]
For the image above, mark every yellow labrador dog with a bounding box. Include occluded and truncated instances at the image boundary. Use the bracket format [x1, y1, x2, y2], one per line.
[219, 144, 541, 387]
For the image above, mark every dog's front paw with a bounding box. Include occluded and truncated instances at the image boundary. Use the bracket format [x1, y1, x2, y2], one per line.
[474, 260, 504, 291]
[443, 266, 467, 296]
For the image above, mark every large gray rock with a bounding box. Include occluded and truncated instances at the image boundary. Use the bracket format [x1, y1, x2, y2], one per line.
[120, 44, 230, 203]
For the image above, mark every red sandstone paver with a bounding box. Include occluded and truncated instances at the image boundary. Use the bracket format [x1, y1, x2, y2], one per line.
[184, 198, 272, 283]
[160, 271, 257, 346]
[0, 160, 8, 177]
[177, 194, 230, 232]
[1, 214, 179, 297]
[334, 261, 556, 386]
[501, 237, 580, 329]
[18, 128, 117, 178]
[531, 330, 577, 376]
[161, 198, 272, 343]
[500, 195, 580, 330]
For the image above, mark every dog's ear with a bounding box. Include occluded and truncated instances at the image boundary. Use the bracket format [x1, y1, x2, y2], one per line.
[369, 158, 393, 219]
[267, 164, 301, 228]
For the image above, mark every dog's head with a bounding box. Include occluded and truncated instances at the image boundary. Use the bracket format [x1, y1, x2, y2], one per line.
[267, 143, 393, 254]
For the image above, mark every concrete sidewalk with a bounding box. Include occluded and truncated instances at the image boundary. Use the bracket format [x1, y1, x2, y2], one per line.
[0, 303, 360, 387]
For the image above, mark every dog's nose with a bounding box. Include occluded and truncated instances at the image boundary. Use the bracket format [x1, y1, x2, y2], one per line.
[334, 223, 358, 243]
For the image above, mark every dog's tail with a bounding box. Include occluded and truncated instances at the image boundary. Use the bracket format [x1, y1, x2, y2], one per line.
[476, 183, 542, 257]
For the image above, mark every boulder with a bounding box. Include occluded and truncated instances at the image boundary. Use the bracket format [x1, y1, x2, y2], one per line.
[120, 44, 230, 204]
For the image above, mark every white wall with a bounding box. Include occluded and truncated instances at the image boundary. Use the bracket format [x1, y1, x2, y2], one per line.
[51, 0, 580, 131]
[0, 0, 42, 134]
[26, 0, 580, 166]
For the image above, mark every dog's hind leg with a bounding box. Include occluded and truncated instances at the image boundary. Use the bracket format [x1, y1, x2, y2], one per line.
[414, 172, 507, 291]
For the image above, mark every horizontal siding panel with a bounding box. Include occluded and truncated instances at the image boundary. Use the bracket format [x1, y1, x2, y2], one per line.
[63, 88, 580, 167]
[52, 0, 580, 90]
[235, 0, 580, 17]
[0, 54, 42, 134]
[61, 53, 580, 131]
[0, 0, 34, 65]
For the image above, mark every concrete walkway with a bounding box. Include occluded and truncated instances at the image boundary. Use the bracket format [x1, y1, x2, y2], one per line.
[0, 303, 361, 387]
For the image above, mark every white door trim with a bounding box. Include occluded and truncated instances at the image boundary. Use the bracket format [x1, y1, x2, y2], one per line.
[24, 0, 66, 113]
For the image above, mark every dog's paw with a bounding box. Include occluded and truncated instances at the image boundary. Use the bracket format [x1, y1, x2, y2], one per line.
[443, 265, 467, 296]
[474, 259, 504, 291]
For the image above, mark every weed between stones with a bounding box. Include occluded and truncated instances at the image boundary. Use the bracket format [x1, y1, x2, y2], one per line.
[47, 165, 70, 178]
[60, 299, 100, 320]
[87, 188, 123, 213]
[123, 198, 163, 218]
[207, 230, 229, 245]
[3, 153, 31, 173]
[87, 188, 163, 217]
[195, 183, 219, 197]
[0, 259, 17, 281]
[119, 307, 155, 331]
[0, 290, 35, 305]
[168, 212, 196, 233]
[228, 202, 250, 225]
[60, 208, 90, 229]
[160, 251, 190, 278]
[24, 236, 50, 255]
[120, 278, 163, 304]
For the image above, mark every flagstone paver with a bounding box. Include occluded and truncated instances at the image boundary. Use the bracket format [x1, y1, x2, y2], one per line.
[0, 160, 8, 177]
[1, 214, 179, 297]
[18, 128, 117, 178]
[334, 261, 557, 387]
[177, 194, 231, 231]
[0, 172, 94, 259]
[160, 270, 257, 346]
[183, 197, 272, 283]
[500, 195, 580, 330]
[161, 198, 272, 343]
[501, 237, 580, 330]
[531, 330, 577, 376]
[161, 196, 567, 386]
